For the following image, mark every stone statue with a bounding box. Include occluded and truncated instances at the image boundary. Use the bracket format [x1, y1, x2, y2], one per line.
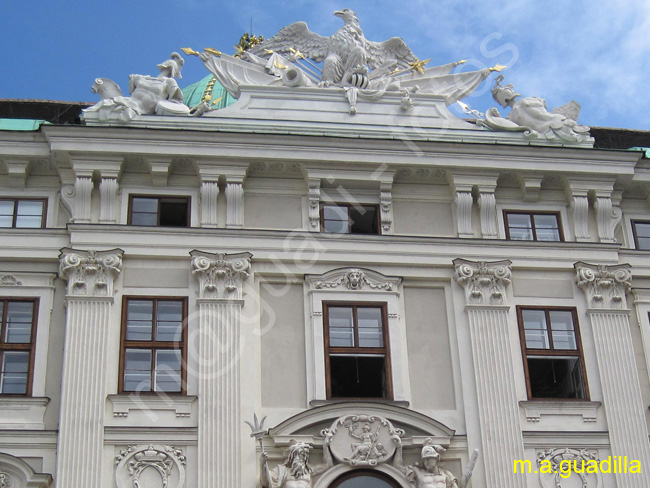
[86, 52, 190, 122]
[260, 438, 333, 488]
[478, 75, 592, 143]
[394, 439, 477, 488]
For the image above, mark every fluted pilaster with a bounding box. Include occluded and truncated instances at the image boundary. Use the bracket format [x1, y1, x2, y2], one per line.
[191, 250, 252, 488]
[56, 248, 123, 488]
[575, 262, 650, 487]
[453, 259, 526, 488]
[200, 180, 219, 227]
[99, 177, 118, 223]
[455, 191, 474, 238]
[225, 177, 244, 228]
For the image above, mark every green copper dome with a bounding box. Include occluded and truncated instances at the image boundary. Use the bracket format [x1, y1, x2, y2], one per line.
[182, 75, 236, 110]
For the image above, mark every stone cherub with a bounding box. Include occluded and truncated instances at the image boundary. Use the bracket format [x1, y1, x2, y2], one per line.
[260, 437, 333, 488]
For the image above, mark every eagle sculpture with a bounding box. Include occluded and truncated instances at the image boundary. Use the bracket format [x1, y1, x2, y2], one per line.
[249, 8, 418, 86]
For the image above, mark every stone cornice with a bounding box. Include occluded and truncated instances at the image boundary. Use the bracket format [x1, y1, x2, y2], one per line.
[453, 258, 512, 306]
[575, 261, 632, 310]
[190, 250, 252, 300]
[58, 248, 123, 297]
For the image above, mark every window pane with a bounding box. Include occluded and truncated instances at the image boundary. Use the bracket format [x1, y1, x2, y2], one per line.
[16, 200, 44, 228]
[0, 216, 13, 227]
[323, 219, 349, 233]
[357, 308, 383, 348]
[126, 300, 153, 341]
[329, 355, 386, 398]
[522, 309, 549, 349]
[0, 201, 15, 224]
[350, 206, 378, 235]
[509, 227, 534, 240]
[508, 214, 532, 227]
[156, 301, 183, 341]
[124, 349, 152, 391]
[1, 352, 29, 394]
[527, 356, 586, 399]
[159, 199, 189, 227]
[535, 228, 561, 241]
[155, 350, 182, 392]
[15, 215, 43, 228]
[329, 307, 354, 347]
[549, 311, 577, 350]
[638, 237, 650, 250]
[635, 222, 650, 238]
[323, 205, 348, 221]
[533, 214, 559, 229]
[132, 198, 158, 213]
[5, 301, 33, 343]
[335, 476, 395, 488]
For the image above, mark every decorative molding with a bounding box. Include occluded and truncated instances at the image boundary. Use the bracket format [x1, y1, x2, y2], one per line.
[99, 177, 119, 223]
[453, 258, 512, 306]
[308, 177, 321, 231]
[569, 195, 590, 242]
[0, 397, 49, 430]
[380, 181, 394, 235]
[593, 196, 622, 243]
[0, 275, 22, 287]
[108, 395, 196, 418]
[190, 250, 252, 300]
[250, 161, 302, 175]
[115, 445, 186, 488]
[575, 262, 632, 310]
[520, 401, 600, 423]
[0, 471, 11, 488]
[200, 180, 219, 228]
[0, 453, 52, 488]
[454, 191, 473, 238]
[60, 176, 93, 223]
[537, 448, 602, 488]
[520, 176, 542, 202]
[225, 176, 244, 228]
[308, 268, 401, 293]
[478, 191, 497, 238]
[58, 248, 124, 297]
[321, 414, 405, 466]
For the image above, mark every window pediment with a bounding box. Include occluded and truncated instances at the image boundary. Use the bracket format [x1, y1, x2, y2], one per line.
[306, 268, 401, 294]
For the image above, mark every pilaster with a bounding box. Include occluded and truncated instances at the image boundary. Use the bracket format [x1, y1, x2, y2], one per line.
[197, 164, 222, 228]
[453, 259, 526, 488]
[575, 262, 650, 487]
[56, 248, 123, 488]
[380, 180, 394, 235]
[308, 177, 321, 231]
[593, 190, 622, 243]
[99, 176, 119, 224]
[61, 175, 93, 223]
[454, 189, 474, 238]
[478, 188, 497, 239]
[190, 250, 252, 488]
[225, 174, 246, 228]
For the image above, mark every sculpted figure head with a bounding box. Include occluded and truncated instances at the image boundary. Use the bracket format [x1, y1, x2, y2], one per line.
[491, 75, 520, 108]
[284, 441, 314, 478]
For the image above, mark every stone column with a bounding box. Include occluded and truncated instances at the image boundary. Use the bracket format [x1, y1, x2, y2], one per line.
[575, 262, 650, 487]
[56, 248, 123, 488]
[453, 259, 526, 488]
[191, 250, 252, 488]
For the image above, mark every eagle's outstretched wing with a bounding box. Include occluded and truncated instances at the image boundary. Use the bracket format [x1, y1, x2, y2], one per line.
[249, 21, 330, 62]
[365, 37, 418, 70]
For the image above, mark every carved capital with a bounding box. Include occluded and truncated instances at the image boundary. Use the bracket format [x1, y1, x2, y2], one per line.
[453, 258, 512, 306]
[190, 250, 252, 299]
[59, 248, 123, 297]
[575, 262, 632, 310]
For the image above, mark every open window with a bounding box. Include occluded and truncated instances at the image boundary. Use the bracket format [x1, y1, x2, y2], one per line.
[119, 297, 187, 394]
[321, 204, 380, 235]
[128, 195, 190, 227]
[517, 306, 588, 399]
[324, 302, 392, 399]
[504, 211, 563, 241]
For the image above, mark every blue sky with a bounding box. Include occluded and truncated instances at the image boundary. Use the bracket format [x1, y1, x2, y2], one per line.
[2, 0, 648, 130]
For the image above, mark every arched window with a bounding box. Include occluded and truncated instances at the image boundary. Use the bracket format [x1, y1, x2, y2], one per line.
[330, 469, 400, 488]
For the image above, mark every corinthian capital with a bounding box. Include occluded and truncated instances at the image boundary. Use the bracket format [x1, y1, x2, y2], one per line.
[575, 262, 632, 310]
[190, 250, 252, 300]
[59, 248, 124, 297]
[453, 258, 512, 306]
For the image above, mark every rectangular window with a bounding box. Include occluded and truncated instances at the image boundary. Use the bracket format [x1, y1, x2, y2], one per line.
[504, 211, 563, 241]
[632, 221, 650, 250]
[120, 298, 187, 393]
[324, 303, 391, 399]
[0, 199, 46, 228]
[128, 196, 190, 227]
[0, 299, 37, 395]
[321, 204, 379, 235]
[517, 306, 588, 400]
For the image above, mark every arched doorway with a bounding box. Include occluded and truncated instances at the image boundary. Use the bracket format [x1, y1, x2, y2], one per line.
[329, 469, 401, 488]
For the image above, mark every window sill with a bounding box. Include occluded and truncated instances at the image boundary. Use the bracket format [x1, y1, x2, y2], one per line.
[109, 394, 197, 418]
[519, 400, 601, 423]
[310, 399, 409, 408]
[0, 397, 49, 429]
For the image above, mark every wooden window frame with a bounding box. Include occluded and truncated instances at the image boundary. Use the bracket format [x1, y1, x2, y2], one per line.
[323, 302, 393, 400]
[504, 210, 564, 242]
[631, 220, 650, 250]
[119, 297, 188, 394]
[0, 198, 47, 229]
[320, 203, 381, 235]
[0, 298, 39, 396]
[127, 195, 191, 227]
[517, 306, 589, 401]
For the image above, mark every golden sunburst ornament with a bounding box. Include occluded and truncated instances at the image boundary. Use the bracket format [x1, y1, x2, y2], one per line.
[408, 58, 431, 74]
